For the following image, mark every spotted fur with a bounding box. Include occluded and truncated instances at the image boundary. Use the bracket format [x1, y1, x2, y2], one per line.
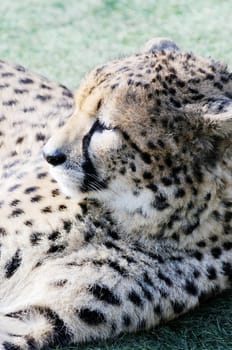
[0, 39, 232, 349]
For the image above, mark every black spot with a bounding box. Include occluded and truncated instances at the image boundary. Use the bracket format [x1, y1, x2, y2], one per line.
[157, 139, 165, 148]
[224, 211, 232, 223]
[223, 225, 231, 235]
[30, 232, 43, 245]
[40, 83, 52, 90]
[186, 175, 193, 184]
[14, 88, 28, 94]
[206, 73, 214, 80]
[31, 195, 43, 202]
[171, 232, 179, 241]
[193, 269, 201, 278]
[223, 241, 232, 251]
[191, 93, 205, 101]
[1, 72, 14, 77]
[222, 261, 232, 281]
[36, 133, 46, 141]
[59, 204, 67, 211]
[170, 97, 181, 108]
[211, 247, 222, 259]
[205, 193, 211, 201]
[84, 227, 95, 242]
[104, 241, 121, 251]
[52, 188, 60, 197]
[3, 342, 21, 350]
[161, 176, 172, 186]
[26, 337, 37, 349]
[210, 235, 218, 242]
[5, 249, 22, 278]
[153, 193, 169, 210]
[108, 260, 127, 275]
[48, 231, 60, 241]
[223, 201, 232, 208]
[36, 94, 52, 101]
[41, 206, 52, 213]
[128, 290, 143, 307]
[25, 186, 39, 194]
[37, 172, 48, 179]
[47, 244, 65, 254]
[111, 83, 119, 89]
[171, 300, 185, 314]
[207, 266, 217, 280]
[141, 152, 152, 164]
[143, 271, 154, 287]
[143, 171, 153, 179]
[185, 279, 198, 296]
[214, 82, 223, 90]
[89, 284, 121, 305]
[154, 304, 162, 315]
[62, 89, 73, 98]
[193, 166, 204, 183]
[146, 183, 158, 192]
[192, 250, 203, 261]
[78, 308, 106, 325]
[0, 226, 7, 235]
[19, 78, 34, 84]
[11, 208, 24, 217]
[24, 220, 33, 226]
[212, 210, 221, 220]
[196, 240, 206, 248]
[53, 279, 68, 287]
[3, 99, 17, 106]
[147, 141, 156, 149]
[79, 202, 88, 215]
[107, 229, 119, 240]
[139, 284, 153, 301]
[63, 220, 72, 233]
[175, 188, 185, 198]
[157, 271, 173, 286]
[23, 107, 35, 113]
[16, 136, 24, 144]
[10, 199, 20, 207]
[164, 155, 173, 167]
[129, 162, 136, 172]
[123, 314, 131, 327]
[119, 167, 126, 175]
[183, 220, 199, 235]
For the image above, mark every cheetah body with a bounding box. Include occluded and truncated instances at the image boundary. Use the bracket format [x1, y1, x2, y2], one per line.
[0, 39, 232, 349]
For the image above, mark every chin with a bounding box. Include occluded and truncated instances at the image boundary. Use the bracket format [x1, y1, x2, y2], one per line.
[49, 167, 84, 200]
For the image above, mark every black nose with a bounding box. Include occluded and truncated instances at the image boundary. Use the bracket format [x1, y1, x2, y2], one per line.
[44, 151, 67, 166]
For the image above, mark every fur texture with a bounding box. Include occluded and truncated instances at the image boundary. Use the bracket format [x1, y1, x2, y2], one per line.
[0, 39, 232, 349]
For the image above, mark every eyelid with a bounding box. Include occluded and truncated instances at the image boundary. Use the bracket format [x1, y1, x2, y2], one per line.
[97, 117, 114, 131]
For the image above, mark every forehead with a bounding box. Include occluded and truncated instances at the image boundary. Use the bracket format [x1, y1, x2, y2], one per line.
[75, 50, 230, 135]
[91, 50, 218, 91]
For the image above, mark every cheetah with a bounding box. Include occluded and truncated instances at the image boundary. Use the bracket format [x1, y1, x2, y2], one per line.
[0, 38, 232, 349]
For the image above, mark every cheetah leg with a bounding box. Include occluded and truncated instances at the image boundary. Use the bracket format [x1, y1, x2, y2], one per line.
[0, 241, 231, 349]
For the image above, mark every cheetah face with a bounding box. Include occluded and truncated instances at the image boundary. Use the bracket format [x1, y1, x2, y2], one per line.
[44, 114, 123, 199]
[44, 38, 232, 226]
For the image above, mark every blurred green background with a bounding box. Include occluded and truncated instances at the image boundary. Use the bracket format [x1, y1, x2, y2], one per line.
[0, 0, 232, 349]
[1, 0, 231, 89]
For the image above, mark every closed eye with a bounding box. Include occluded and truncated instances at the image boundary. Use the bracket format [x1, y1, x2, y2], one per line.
[82, 119, 113, 158]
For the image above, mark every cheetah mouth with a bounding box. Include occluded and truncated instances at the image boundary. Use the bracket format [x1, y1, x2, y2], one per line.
[80, 155, 107, 193]
[49, 157, 107, 197]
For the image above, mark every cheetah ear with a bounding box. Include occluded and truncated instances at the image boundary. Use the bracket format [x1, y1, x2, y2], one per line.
[141, 37, 180, 53]
[203, 97, 232, 137]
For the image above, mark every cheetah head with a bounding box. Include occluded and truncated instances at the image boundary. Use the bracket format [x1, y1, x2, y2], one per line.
[44, 38, 232, 238]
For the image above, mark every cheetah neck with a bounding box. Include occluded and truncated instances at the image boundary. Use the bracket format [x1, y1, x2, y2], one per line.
[96, 160, 232, 250]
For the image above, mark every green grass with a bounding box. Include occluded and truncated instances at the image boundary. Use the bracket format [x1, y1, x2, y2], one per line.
[0, 0, 232, 349]
[0, 0, 231, 89]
